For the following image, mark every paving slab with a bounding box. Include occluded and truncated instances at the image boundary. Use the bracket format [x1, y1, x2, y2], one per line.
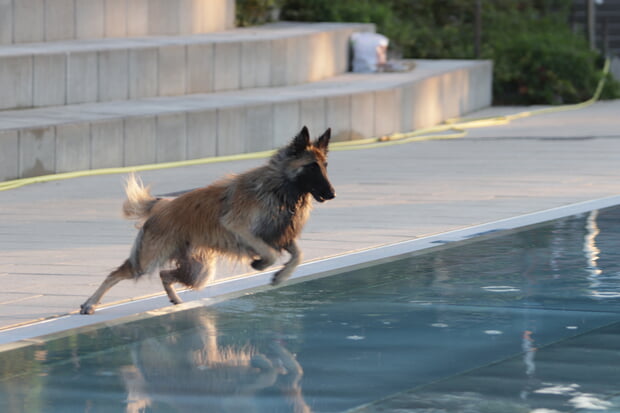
[0, 99, 619, 336]
[460, 100, 620, 139]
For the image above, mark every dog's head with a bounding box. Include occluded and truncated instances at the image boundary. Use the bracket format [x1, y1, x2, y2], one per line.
[282, 126, 335, 203]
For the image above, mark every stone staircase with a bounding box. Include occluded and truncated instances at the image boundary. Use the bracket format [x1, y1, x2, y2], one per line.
[0, 0, 492, 181]
[0, 0, 236, 43]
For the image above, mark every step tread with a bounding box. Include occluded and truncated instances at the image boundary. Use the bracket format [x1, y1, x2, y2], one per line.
[0, 60, 484, 131]
[0, 58, 492, 180]
[0, 22, 372, 57]
[2, 0, 235, 45]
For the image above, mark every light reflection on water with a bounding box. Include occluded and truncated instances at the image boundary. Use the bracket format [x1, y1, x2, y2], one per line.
[2, 207, 620, 412]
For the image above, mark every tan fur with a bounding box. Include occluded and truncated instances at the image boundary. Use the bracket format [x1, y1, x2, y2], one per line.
[123, 173, 170, 224]
[80, 126, 334, 315]
[122, 173, 150, 219]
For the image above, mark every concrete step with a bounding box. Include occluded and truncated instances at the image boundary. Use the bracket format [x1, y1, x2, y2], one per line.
[0, 22, 371, 110]
[0, 0, 235, 44]
[0, 59, 492, 181]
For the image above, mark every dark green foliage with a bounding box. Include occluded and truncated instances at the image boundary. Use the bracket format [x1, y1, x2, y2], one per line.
[236, 0, 280, 27]
[487, 20, 599, 104]
[271, 0, 620, 104]
[479, 1, 617, 104]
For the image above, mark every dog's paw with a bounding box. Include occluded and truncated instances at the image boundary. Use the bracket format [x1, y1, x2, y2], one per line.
[251, 259, 271, 271]
[80, 304, 95, 315]
[250, 354, 273, 370]
[271, 270, 290, 286]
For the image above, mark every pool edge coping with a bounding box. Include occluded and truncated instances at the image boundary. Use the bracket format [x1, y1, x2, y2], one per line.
[1, 194, 620, 349]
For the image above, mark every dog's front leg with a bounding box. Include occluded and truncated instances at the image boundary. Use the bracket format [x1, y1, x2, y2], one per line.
[247, 236, 277, 271]
[221, 218, 277, 271]
[272, 241, 302, 286]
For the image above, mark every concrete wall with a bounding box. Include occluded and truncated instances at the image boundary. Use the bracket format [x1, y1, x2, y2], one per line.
[1, 0, 235, 44]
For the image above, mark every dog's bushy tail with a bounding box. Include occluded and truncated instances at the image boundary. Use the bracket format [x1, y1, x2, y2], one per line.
[122, 174, 160, 221]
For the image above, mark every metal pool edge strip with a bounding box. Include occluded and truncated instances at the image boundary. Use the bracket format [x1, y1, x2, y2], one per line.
[1, 195, 620, 349]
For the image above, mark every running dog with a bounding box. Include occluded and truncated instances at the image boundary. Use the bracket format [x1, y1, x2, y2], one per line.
[80, 126, 335, 314]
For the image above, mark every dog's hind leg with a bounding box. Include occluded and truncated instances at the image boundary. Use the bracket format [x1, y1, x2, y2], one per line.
[272, 241, 303, 286]
[160, 269, 184, 305]
[160, 249, 215, 305]
[80, 259, 135, 314]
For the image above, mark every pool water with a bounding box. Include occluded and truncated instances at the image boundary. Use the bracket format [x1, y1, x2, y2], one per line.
[2, 207, 620, 412]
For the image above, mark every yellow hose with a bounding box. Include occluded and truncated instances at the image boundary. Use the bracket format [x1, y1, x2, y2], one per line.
[0, 150, 276, 191]
[0, 59, 611, 192]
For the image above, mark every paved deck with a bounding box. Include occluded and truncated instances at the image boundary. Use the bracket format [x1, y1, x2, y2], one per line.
[0, 99, 619, 334]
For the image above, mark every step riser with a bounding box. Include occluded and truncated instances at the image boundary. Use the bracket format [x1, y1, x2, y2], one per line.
[0, 26, 366, 110]
[0, 61, 493, 181]
[0, 0, 235, 44]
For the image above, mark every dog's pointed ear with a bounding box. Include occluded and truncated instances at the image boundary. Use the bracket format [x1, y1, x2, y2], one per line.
[288, 126, 310, 156]
[315, 128, 331, 154]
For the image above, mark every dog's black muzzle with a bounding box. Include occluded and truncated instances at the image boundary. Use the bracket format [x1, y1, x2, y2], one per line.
[312, 187, 336, 203]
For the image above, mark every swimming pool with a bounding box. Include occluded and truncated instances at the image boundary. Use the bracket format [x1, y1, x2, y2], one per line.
[1, 205, 620, 412]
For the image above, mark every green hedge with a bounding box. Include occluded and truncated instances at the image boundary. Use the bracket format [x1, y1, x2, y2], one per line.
[486, 15, 601, 104]
[236, 0, 280, 27]
[270, 0, 620, 105]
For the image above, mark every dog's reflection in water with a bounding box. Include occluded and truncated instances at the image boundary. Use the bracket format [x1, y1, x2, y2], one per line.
[120, 312, 310, 413]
